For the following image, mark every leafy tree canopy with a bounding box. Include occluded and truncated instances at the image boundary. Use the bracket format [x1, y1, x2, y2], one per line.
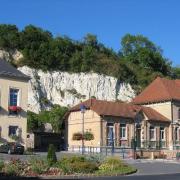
[27, 105, 68, 133]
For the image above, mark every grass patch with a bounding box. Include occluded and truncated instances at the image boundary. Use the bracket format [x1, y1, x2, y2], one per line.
[96, 165, 137, 176]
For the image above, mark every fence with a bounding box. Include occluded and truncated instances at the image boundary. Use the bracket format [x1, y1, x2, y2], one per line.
[69, 145, 133, 159]
[69, 141, 180, 159]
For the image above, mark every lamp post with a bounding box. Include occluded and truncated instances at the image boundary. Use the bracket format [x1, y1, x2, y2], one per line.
[133, 123, 136, 159]
[80, 104, 86, 155]
[111, 128, 114, 155]
[171, 121, 178, 150]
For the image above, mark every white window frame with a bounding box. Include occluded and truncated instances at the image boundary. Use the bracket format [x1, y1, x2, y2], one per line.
[120, 123, 127, 140]
[160, 127, 165, 141]
[107, 122, 115, 139]
[8, 87, 21, 107]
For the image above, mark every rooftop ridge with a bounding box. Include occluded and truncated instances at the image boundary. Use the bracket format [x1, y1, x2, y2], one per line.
[0, 59, 30, 81]
[133, 77, 180, 104]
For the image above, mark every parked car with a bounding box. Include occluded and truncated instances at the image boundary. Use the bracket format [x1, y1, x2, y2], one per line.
[0, 142, 24, 154]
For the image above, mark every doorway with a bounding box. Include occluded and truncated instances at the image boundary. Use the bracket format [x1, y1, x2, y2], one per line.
[136, 127, 141, 148]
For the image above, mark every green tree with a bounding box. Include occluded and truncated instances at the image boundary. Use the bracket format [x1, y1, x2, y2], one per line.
[49, 105, 68, 133]
[120, 34, 171, 75]
[172, 66, 180, 79]
[20, 25, 53, 69]
[0, 24, 20, 49]
[27, 111, 44, 132]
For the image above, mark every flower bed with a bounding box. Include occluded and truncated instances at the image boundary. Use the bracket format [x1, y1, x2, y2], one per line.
[0, 156, 136, 177]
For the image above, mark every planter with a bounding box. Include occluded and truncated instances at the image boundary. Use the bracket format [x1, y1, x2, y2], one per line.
[8, 106, 22, 112]
[72, 133, 83, 141]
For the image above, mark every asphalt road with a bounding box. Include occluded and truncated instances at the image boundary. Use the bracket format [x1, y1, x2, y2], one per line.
[93, 173, 180, 180]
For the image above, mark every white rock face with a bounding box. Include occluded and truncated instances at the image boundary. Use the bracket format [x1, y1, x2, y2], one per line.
[19, 66, 136, 113]
[0, 49, 23, 62]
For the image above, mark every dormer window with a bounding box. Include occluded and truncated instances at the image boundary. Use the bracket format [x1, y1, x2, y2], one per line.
[9, 88, 21, 115]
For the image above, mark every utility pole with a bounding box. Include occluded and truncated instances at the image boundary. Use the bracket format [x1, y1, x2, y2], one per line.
[80, 104, 86, 155]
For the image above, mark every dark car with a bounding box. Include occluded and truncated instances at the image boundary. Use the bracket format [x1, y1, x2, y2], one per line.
[0, 142, 24, 154]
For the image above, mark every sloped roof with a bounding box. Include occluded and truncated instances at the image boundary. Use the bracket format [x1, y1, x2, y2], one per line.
[141, 107, 170, 122]
[0, 59, 30, 81]
[70, 99, 170, 122]
[133, 77, 180, 104]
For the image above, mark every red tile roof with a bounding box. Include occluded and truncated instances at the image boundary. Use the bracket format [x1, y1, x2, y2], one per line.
[141, 107, 170, 122]
[70, 99, 170, 122]
[133, 77, 180, 104]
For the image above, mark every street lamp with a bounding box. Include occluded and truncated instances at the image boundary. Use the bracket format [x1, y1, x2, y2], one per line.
[80, 104, 86, 155]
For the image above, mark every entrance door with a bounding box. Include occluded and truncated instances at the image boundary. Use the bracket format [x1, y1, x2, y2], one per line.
[136, 128, 141, 148]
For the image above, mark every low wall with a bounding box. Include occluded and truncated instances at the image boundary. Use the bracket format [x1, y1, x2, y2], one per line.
[136, 150, 162, 159]
[161, 150, 180, 159]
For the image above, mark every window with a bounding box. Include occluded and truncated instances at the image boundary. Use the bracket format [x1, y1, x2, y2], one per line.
[175, 127, 179, 141]
[8, 126, 18, 136]
[149, 126, 155, 140]
[160, 127, 165, 140]
[120, 124, 126, 139]
[9, 88, 19, 106]
[178, 109, 180, 120]
[9, 88, 20, 115]
[106, 123, 114, 146]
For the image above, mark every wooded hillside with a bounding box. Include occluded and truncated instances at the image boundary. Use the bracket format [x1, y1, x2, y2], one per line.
[0, 24, 179, 92]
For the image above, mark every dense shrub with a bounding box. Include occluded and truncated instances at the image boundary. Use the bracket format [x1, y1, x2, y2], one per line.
[47, 144, 57, 166]
[58, 156, 98, 174]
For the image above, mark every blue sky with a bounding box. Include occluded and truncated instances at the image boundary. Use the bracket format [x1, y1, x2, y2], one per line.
[0, 0, 180, 66]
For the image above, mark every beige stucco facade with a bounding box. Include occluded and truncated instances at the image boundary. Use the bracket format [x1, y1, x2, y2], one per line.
[0, 77, 28, 147]
[145, 102, 172, 120]
[143, 100, 180, 149]
[67, 110, 101, 149]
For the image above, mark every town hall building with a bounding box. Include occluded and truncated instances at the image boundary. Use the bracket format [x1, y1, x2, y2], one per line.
[66, 77, 180, 151]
